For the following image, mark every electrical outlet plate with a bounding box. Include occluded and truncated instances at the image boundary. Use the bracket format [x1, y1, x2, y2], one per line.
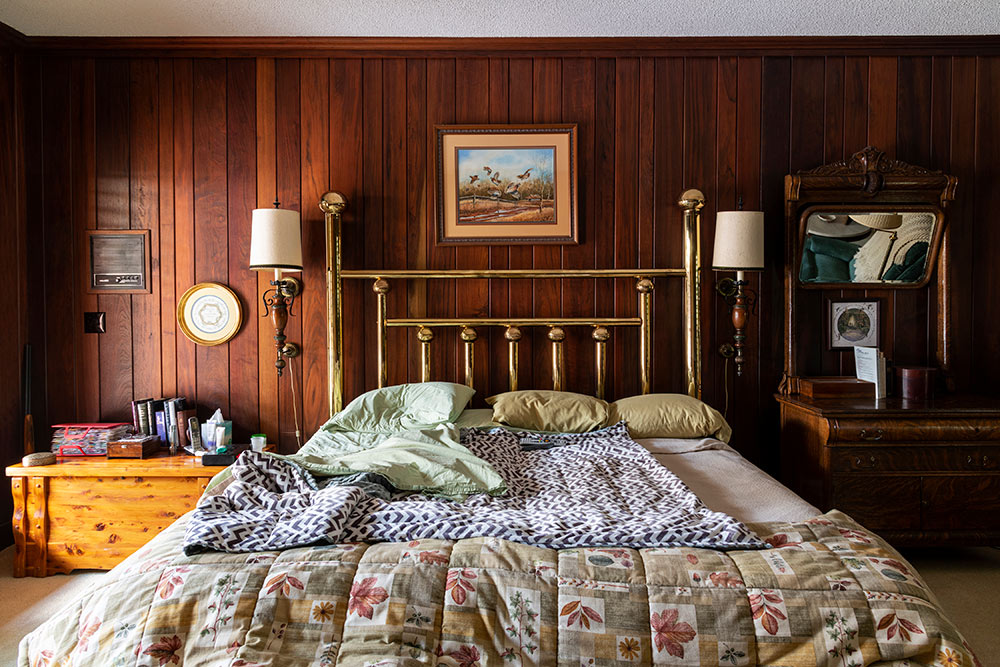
[84, 312, 106, 334]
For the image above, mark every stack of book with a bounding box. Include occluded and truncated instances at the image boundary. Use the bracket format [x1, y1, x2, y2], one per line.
[51, 423, 132, 456]
[131, 397, 192, 452]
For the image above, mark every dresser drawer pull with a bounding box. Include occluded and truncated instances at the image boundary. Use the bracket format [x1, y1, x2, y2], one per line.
[859, 428, 883, 441]
[853, 455, 878, 469]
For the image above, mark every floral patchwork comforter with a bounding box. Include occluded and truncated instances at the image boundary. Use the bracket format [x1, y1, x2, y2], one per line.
[20, 510, 979, 667]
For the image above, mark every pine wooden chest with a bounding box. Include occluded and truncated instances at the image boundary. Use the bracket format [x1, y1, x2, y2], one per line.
[5, 454, 226, 577]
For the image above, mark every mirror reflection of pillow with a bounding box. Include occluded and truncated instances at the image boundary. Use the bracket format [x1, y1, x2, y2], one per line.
[853, 212, 933, 282]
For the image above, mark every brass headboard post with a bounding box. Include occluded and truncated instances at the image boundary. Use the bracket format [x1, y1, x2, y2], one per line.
[549, 327, 566, 390]
[505, 326, 521, 391]
[636, 278, 654, 394]
[679, 189, 706, 399]
[373, 278, 390, 388]
[320, 192, 348, 416]
[417, 327, 433, 382]
[592, 326, 610, 399]
[461, 327, 477, 387]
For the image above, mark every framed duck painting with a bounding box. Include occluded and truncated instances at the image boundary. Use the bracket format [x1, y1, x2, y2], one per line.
[435, 124, 578, 245]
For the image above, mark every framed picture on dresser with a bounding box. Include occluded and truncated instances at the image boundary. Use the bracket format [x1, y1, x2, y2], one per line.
[827, 298, 881, 350]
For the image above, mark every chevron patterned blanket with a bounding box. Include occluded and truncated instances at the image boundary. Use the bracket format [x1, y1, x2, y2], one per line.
[20, 509, 980, 666]
[183, 423, 765, 554]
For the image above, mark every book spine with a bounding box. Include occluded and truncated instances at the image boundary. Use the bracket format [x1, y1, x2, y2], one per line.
[137, 402, 151, 436]
[130, 401, 140, 433]
[175, 409, 190, 451]
[166, 400, 179, 445]
[155, 410, 167, 443]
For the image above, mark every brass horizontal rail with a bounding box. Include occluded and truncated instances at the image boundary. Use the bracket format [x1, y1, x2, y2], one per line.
[340, 268, 685, 279]
[386, 318, 640, 327]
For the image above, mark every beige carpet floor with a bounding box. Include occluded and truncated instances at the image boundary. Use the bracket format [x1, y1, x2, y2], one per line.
[0, 545, 996, 663]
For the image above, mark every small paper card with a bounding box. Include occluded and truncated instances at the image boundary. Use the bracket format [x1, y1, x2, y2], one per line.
[854, 346, 887, 399]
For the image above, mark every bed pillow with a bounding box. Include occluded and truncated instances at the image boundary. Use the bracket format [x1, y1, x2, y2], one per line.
[330, 382, 476, 432]
[608, 393, 732, 442]
[486, 390, 609, 433]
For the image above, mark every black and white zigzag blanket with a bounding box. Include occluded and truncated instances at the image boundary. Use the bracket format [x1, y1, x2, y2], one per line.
[183, 422, 765, 553]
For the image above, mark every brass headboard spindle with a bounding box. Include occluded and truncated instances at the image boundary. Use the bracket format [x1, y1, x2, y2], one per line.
[373, 278, 391, 388]
[679, 189, 706, 399]
[417, 327, 434, 382]
[636, 277, 654, 394]
[461, 327, 477, 388]
[505, 326, 521, 391]
[592, 326, 610, 399]
[549, 327, 566, 391]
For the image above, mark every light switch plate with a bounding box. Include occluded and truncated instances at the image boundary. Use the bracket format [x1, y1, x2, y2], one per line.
[84, 311, 106, 334]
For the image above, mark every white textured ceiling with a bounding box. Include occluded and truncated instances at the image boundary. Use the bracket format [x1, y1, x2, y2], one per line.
[2, 0, 999, 37]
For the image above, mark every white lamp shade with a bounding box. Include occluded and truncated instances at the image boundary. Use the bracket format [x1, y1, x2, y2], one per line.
[712, 210, 765, 271]
[249, 208, 303, 272]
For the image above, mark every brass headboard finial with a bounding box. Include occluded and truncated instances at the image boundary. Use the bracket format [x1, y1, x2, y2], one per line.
[321, 191, 348, 416]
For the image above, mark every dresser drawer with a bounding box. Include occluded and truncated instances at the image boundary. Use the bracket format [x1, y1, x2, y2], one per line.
[828, 418, 1000, 444]
[831, 446, 1000, 472]
[831, 475, 921, 530]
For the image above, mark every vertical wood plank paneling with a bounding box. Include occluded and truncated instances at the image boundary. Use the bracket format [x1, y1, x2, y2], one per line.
[736, 56, 763, 463]
[405, 58, 428, 386]
[95, 59, 133, 421]
[383, 58, 408, 388]
[893, 56, 933, 366]
[255, 57, 278, 439]
[72, 58, 100, 421]
[684, 57, 717, 405]
[533, 58, 562, 390]
[274, 58, 301, 450]
[714, 55, 738, 424]
[227, 58, 258, 442]
[362, 58, 384, 393]
[129, 59, 161, 403]
[561, 57, 596, 395]
[868, 56, 898, 153]
[487, 57, 510, 395]
[157, 59, 177, 399]
[330, 58, 364, 408]
[507, 58, 533, 387]
[613, 57, 639, 400]
[18, 43, 996, 470]
[974, 56, 1000, 390]
[652, 57, 685, 394]
[453, 58, 490, 394]
[174, 59, 197, 406]
[41, 57, 76, 425]
[299, 57, 329, 435]
[759, 56, 792, 472]
[593, 58, 615, 389]
[192, 59, 230, 421]
[948, 57, 975, 392]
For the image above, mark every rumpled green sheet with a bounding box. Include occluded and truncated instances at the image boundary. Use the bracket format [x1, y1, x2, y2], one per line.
[268, 422, 507, 499]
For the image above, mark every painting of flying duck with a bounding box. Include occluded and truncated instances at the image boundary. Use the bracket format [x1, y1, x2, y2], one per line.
[435, 125, 577, 245]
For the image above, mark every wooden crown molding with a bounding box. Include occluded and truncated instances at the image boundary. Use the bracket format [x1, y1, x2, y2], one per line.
[0, 21, 28, 51]
[11, 34, 1000, 58]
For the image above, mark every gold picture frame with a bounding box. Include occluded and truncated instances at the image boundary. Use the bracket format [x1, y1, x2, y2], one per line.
[435, 124, 578, 245]
[177, 282, 244, 346]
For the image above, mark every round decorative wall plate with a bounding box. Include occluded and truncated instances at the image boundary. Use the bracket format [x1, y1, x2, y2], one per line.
[177, 282, 244, 346]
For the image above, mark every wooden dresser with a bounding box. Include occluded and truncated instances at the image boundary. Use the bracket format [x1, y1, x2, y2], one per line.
[777, 393, 1000, 546]
[5, 455, 227, 577]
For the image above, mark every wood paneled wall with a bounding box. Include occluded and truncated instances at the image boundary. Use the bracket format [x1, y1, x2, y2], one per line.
[9, 37, 1000, 474]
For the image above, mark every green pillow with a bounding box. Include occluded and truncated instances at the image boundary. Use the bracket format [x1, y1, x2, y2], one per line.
[329, 382, 475, 433]
[486, 390, 609, 433]
[608, 393, 732, 442]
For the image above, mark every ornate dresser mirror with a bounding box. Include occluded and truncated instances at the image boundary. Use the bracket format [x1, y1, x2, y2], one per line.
[780, 146, 957, 394]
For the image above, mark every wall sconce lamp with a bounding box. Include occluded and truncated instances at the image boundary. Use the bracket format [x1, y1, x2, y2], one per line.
[849, 213, 903, 280]
[712, 205, 765, 377]
[250, 201, 303, 376]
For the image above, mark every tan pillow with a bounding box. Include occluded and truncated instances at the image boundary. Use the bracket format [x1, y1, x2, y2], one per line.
[608, 393, 732, 442]
[486, 390, 609, 433]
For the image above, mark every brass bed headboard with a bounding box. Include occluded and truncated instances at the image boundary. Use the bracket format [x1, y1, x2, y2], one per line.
[318, 189, 706, 417]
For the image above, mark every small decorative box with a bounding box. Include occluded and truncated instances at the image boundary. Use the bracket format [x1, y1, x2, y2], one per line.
[106, 435, 162, 459]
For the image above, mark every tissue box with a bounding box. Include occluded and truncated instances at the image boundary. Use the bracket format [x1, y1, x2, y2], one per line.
[201, 420, 233, 452]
